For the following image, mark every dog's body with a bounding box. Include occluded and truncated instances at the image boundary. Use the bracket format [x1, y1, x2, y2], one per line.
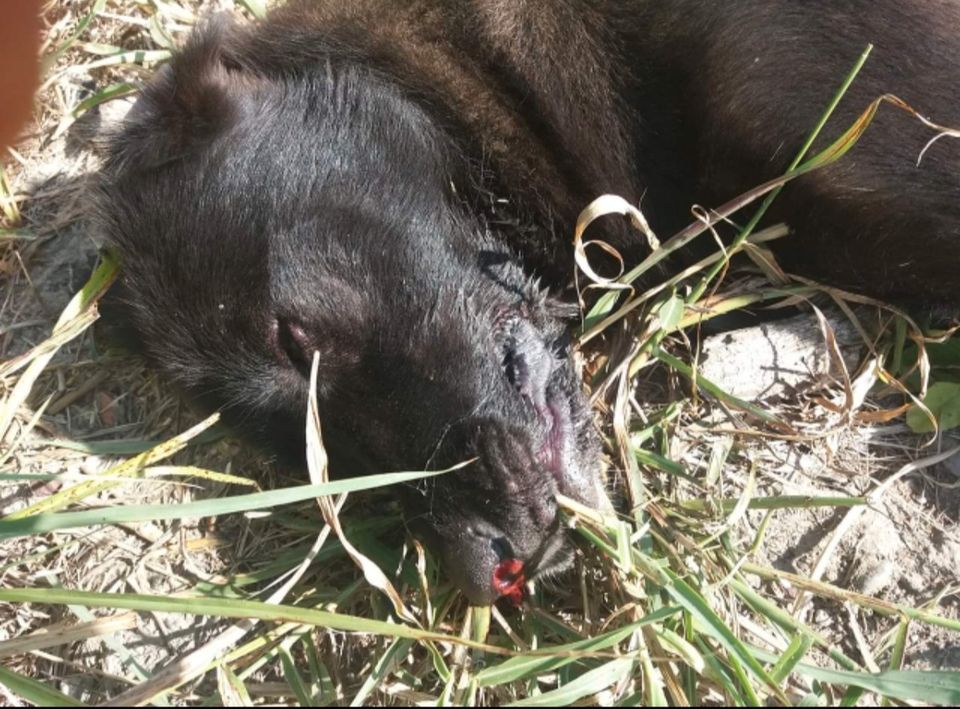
[97, 0, 960, 604]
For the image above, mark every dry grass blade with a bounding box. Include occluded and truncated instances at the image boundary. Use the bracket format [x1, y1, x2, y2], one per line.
[0, 311, 97, 381]
[0, 252, 118, 443]
[100, 473, 346, 708]
[791, 444, 960, 621]
[4, 412, 221, 521]
[744, 563, 960, 633]
[573, 194, 657, 292]
[307, 351, 421, 625]
[0, 612, 137, 660]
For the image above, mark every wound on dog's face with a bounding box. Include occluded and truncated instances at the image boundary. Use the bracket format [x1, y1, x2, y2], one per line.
[95, 23, 606, 605]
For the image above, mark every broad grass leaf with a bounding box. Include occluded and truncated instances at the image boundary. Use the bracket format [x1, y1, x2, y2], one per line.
[656, 295, 684, 332]
[906, 381, 960, 433]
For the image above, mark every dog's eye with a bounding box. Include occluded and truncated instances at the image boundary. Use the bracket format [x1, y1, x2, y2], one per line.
[270, 316, 311, 372]
[502, 346, 530, 396]
[500, 319, 556, 407]
[499, 315, 528, 394]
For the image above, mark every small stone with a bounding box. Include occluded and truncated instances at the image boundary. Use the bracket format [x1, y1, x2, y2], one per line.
[851, 559, 896, 597]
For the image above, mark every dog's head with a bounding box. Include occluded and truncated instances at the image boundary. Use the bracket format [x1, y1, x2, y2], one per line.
[96, 21, 607, 605]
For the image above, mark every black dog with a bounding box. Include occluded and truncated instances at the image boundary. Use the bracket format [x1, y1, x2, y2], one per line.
[95, 0, 960, 604]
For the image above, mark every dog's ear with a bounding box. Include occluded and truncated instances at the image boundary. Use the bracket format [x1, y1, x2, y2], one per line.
[106, 16, 252, 169]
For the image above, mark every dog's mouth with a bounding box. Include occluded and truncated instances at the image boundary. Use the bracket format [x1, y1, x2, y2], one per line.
[493, 558, 527, 606]
[490, 518, 573, 606]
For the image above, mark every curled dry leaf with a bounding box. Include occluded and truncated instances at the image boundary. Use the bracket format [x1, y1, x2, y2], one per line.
[306, 352, 420, 626]
[573, 194, 658, 289]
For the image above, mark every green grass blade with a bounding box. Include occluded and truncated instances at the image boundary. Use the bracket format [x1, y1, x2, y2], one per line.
[888, 618, 910, 673]
[659, 568, 787, 702]
[42, 0, 108, 71]
[505, 657, 635, 707]
[475, 607, 679, 687]
[723, 648, 762, 706]
[654, 348, 786, 427]
[0, 588, 498, 652]
[0, 467, 456, 540]
[687, 43, 874, 303]
[729, 577, 861, 672]
[43, 430, 225, 456]
[695, 635, 748, 705]
[751, 647, 960, 705]
[680, 495, 866, 514]
[279, 647, 314, 706]
[5, 412, 219, 520]
[0, 666, 86, 707]
[769, 634, 813, 683]
[73, 49, 172, 71]
[350, 638, 414, 706]
[582, 289, 622, 333]
[72, 82, 138, 117]
[237, 0, 268, 18]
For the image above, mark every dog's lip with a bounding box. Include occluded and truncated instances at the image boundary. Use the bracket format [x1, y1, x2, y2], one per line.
[492, 558, 526, 605]
[487, 526, 572, 605]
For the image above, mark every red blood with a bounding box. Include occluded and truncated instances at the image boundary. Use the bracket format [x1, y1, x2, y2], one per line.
[493, 558, 526, 606]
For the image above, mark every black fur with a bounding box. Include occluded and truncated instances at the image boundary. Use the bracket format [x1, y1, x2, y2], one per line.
[96, 0, 960, 604]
